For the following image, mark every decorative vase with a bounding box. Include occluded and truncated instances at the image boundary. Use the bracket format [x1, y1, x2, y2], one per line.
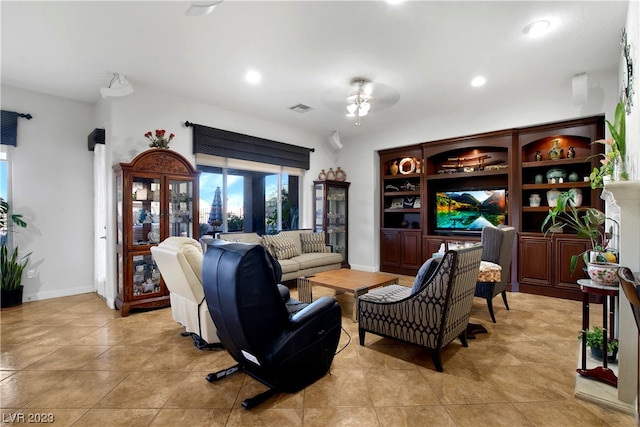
[568, 171, 579, 182]
[534, 174, 543, 184]
[529, 194, 541, 207]
[390, 161, 399, 176]
[326, 168, 336, 180]
[318, 169, 327, 180]
[547, 139, 564, 160]
[587, 262, 620, 284]
[614, 156, 629, 182]
[546, 189, 561, 207]
[568, 188, 582, 207]
[335, 167, 347, 182]
[546, 168, 566, 183]
[1, 286, 24, 308]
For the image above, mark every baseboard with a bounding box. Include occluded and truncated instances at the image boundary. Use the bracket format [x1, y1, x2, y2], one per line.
[574, 342, 637, 416]
[23, 286, 95, 303]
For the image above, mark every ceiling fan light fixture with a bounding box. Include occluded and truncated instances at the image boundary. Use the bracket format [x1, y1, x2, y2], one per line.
[345, 78, 374, 126]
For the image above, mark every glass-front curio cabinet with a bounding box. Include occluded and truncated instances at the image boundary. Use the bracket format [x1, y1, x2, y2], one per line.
[313, 180, 349, 268]
[113, 149, 200, 316]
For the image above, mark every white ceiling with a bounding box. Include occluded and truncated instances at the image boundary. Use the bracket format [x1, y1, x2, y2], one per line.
[0, 1, 629, 139]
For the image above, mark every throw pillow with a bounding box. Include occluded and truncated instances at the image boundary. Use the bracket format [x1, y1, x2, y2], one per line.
[300, 232, 328, 253]
[410, 257, 441, 295]
[261, 234, 301, 260]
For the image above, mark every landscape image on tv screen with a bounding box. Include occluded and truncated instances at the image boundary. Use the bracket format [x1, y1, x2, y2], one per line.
[435, 189, 506, 232]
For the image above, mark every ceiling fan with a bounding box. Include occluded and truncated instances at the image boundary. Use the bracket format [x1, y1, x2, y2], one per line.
[322, 77, 400, 126]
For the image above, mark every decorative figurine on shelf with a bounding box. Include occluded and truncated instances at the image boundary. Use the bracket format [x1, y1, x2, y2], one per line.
[534, 174, 543, 184]
[326, 167, 336, 180]
[535, 150, 543, 161]
[547, 139, 564, 160]
[318, 169, 327, 180]
[567, 146, 576, 159]
[569, 171, 579, 182]
[529, 194, 541, 207]
[389, 160, 399, 176]
[335, 167, 347, 182]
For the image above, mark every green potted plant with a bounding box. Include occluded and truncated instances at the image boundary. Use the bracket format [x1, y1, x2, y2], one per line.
[541, 191, 617, 276]
[579, 326, 619, 361]
[0, 198, 31, 308]
[589, 101, 627, 188]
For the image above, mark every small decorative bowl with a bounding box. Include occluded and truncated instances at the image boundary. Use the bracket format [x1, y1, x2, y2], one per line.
[546, 168, 567, 182]
[587, 262, 620, 285]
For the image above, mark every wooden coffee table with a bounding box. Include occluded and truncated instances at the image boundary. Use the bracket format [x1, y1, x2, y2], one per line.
[297, 269, 399, 321]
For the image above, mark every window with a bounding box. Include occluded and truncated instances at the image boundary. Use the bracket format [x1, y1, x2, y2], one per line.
[197, 156, 301, 237]
[0, 147, 11, 246]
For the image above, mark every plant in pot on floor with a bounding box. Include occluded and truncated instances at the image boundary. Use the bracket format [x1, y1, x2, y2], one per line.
[579, 326, 619, 362]
[541, 190, 618, 279]
[0, 198, 31, 308]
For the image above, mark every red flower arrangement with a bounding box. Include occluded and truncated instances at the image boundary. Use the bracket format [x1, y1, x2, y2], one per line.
[145, 129, 175, 148]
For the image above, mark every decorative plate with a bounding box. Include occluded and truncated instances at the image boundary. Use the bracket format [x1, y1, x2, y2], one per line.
[399, 157, 416, 174]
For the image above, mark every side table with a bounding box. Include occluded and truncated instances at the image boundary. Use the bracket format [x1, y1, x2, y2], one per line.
[577, 278, 619, 387]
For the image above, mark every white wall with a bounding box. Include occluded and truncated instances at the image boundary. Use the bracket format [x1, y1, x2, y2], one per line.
[339, 69, 621, 272]
[1, 85, 95, 301]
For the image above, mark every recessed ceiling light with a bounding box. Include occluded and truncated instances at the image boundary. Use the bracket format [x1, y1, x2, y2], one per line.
[245, 70, 262, 84]
[523, 20, 551, 37]
[471, 76, 486, 87]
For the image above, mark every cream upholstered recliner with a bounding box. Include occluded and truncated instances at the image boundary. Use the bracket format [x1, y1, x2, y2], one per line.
[151, 237, 221, 349]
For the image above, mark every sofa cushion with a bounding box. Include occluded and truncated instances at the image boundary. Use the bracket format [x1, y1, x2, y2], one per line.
[300, 232, 329, 253]
[262, 234, 301, 260]
[294, 252, 343, 270]
[276, 258, 301, 274]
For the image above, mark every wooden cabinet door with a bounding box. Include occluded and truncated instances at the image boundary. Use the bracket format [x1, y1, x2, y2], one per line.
[380, 230, 402, 268]
[555, 237, 589, 289]
[518, 235, 552, 286]
[401, 231, 421, 270]
[422, 237, 445, 262]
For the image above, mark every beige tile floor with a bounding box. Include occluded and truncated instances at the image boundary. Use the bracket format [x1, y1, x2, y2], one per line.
[0, 278, 636, 426]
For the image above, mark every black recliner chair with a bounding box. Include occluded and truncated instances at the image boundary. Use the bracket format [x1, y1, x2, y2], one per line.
[202, 241, 342, 409]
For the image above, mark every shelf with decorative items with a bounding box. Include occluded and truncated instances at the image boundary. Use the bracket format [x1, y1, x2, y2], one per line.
[516, 116, 605, 300]
[114, 148, 200, 316]
[380, 147, 423, 231]
[519, 123, 604, 234]
[313, 180, 350, 267]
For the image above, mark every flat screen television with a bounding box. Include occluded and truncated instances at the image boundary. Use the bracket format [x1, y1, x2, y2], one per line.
[434, 189, 507, 235]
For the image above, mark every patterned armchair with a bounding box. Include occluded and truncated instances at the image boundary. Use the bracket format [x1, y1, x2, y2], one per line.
[358, 245, 482, 372]
[474, 225, 516, 323]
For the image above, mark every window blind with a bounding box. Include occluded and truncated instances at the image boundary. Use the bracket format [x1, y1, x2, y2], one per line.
[187, 122, 314, 170]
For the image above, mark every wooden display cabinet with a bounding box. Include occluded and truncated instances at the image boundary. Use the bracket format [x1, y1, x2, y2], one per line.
[517, 116, 604, 299]
[379, 147, 424, 275]
[313, 180, 350, 268]
[113, 149, 200, 316]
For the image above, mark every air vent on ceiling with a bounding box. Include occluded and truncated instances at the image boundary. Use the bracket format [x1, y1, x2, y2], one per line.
[289, 103, 313, 113]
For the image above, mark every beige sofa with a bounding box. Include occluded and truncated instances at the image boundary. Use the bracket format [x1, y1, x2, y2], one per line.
[216, 229, 343, 281]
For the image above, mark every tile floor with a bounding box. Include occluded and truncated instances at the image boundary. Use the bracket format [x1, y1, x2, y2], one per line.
[0, 278, 636, 426]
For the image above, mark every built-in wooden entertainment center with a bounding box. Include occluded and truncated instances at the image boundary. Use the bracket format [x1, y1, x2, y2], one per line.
[379, 116, 604, 300]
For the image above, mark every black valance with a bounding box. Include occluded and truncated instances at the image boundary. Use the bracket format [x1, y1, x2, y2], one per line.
[186, 121, 314, 170]
[87, 128, 105, 151]
[1, 110, 32, 147]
